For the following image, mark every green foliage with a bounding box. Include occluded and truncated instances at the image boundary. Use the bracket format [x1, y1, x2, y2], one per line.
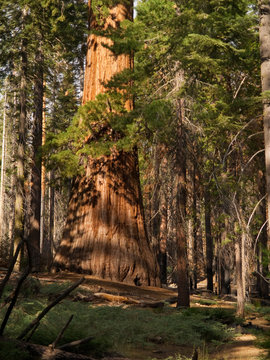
[252, 305, 270, 358]
[0, 281, 234, 357]
[195, 298, 218, 306]
[0, 0, 87, 75]
[0, 339, 30, 360]
[39, 281, 74, 296]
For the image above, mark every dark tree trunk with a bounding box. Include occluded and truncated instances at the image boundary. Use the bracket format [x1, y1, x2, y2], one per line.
[218, 217, 232, 295]
[235, 235, 245, 317]
[220, 265, 231, 295]
[205, 186, 213, 291]
[159, 187, 167, 285]
[7, 91, 18, 260]
[46, 170, 54, 268]
[54, 1, 160, 286]
[151, 145, 161, 259]
[14, 10, 28, 268]
[257, 171, 269, 298]
[176, 99, 190, 308]
[151, 145, 168, 285]
[28, 46, 43, 271]
[259, 0, 270, 252]
[192, 162, 198, 289]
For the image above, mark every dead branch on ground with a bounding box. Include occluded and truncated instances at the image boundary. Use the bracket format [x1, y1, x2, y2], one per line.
[18, 277, 85, 340]
[0, 240, 24, 300]
[58, 335, 94, 350]
[50, 314, 74, 350]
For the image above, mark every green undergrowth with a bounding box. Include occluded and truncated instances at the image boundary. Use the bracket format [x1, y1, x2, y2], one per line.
[246, 304, 270, 359]
[0, 339, 31, 360]
[0, 281, 238, 359]
[247, 303, 270, 320]
[192, 298, 218, 306]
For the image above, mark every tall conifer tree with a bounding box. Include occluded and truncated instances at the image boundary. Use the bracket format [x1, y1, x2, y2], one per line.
[54, 0, 160, 286]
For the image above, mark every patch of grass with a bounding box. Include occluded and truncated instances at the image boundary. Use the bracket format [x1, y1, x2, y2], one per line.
[0, 339, 31, 360]
[182, 307, 240, 325]
[39, 281, 74, 297]
[244, 304, 270, 358]
[255, 330, 270, 360]
[194, 298, 218, 306]
[245, 303, 270, 322]
[0, 280, 236, 358]
[0, 299, 234, 358]
[1, 282, 14, 298]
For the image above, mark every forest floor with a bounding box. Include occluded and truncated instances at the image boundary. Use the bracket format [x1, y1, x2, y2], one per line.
[0, 270, 269, 360]
[35, 272, 269, 360]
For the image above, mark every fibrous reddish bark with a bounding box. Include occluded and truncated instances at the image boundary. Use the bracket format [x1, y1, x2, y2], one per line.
[54, 1, 160, 286]
[82, 1, 133, 107]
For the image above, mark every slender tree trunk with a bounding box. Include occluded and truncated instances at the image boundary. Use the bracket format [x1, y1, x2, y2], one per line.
[40, 82, 47, 263]
[48, 170, 54, 266]
[219, 218, 232, 295]
[0, 82, 7, 246]
[176, 99, 190, 308]
[28, 46, 43, 271]
[236, 235, 245, 317]
[192, 162, 198, 289]
[54, 1, 160, 286]
[241, 229, 246, 301]
[8, 90, 18, 259]
[259, 1, 270, 245]
[14, 13, 28, 268]
[167, 161, 177, 283]
[151, 145, 168, 284]
[220, 263, 231, 295]
[257, 171, 269, 297]
[159, 155, 168, 284]
[151, 145, 161, 259]
[205, 186, 213, 291]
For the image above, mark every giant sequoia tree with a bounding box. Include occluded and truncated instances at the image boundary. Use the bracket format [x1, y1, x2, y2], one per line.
[54, 0, 160, 286]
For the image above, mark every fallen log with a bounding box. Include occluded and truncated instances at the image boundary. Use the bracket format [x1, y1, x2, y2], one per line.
[1, 337, 133, 360]
[93, 292, 164, 308]
[58, 335, 94, 350]
[73, 292, 95, 302]
[138, 301, 164, 308]
[25, 342, 96, 360]
[93, 292, 140, 304]
[0, 337, 96, 360]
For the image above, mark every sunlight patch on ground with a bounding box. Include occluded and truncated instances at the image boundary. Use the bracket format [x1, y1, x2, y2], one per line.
[212, 334, 266, 360]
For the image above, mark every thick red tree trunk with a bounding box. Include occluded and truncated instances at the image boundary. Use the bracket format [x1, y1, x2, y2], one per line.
[54, 1, 160, 286]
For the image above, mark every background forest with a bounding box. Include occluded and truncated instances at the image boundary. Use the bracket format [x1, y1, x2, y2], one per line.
[0, 1, 270, 356]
